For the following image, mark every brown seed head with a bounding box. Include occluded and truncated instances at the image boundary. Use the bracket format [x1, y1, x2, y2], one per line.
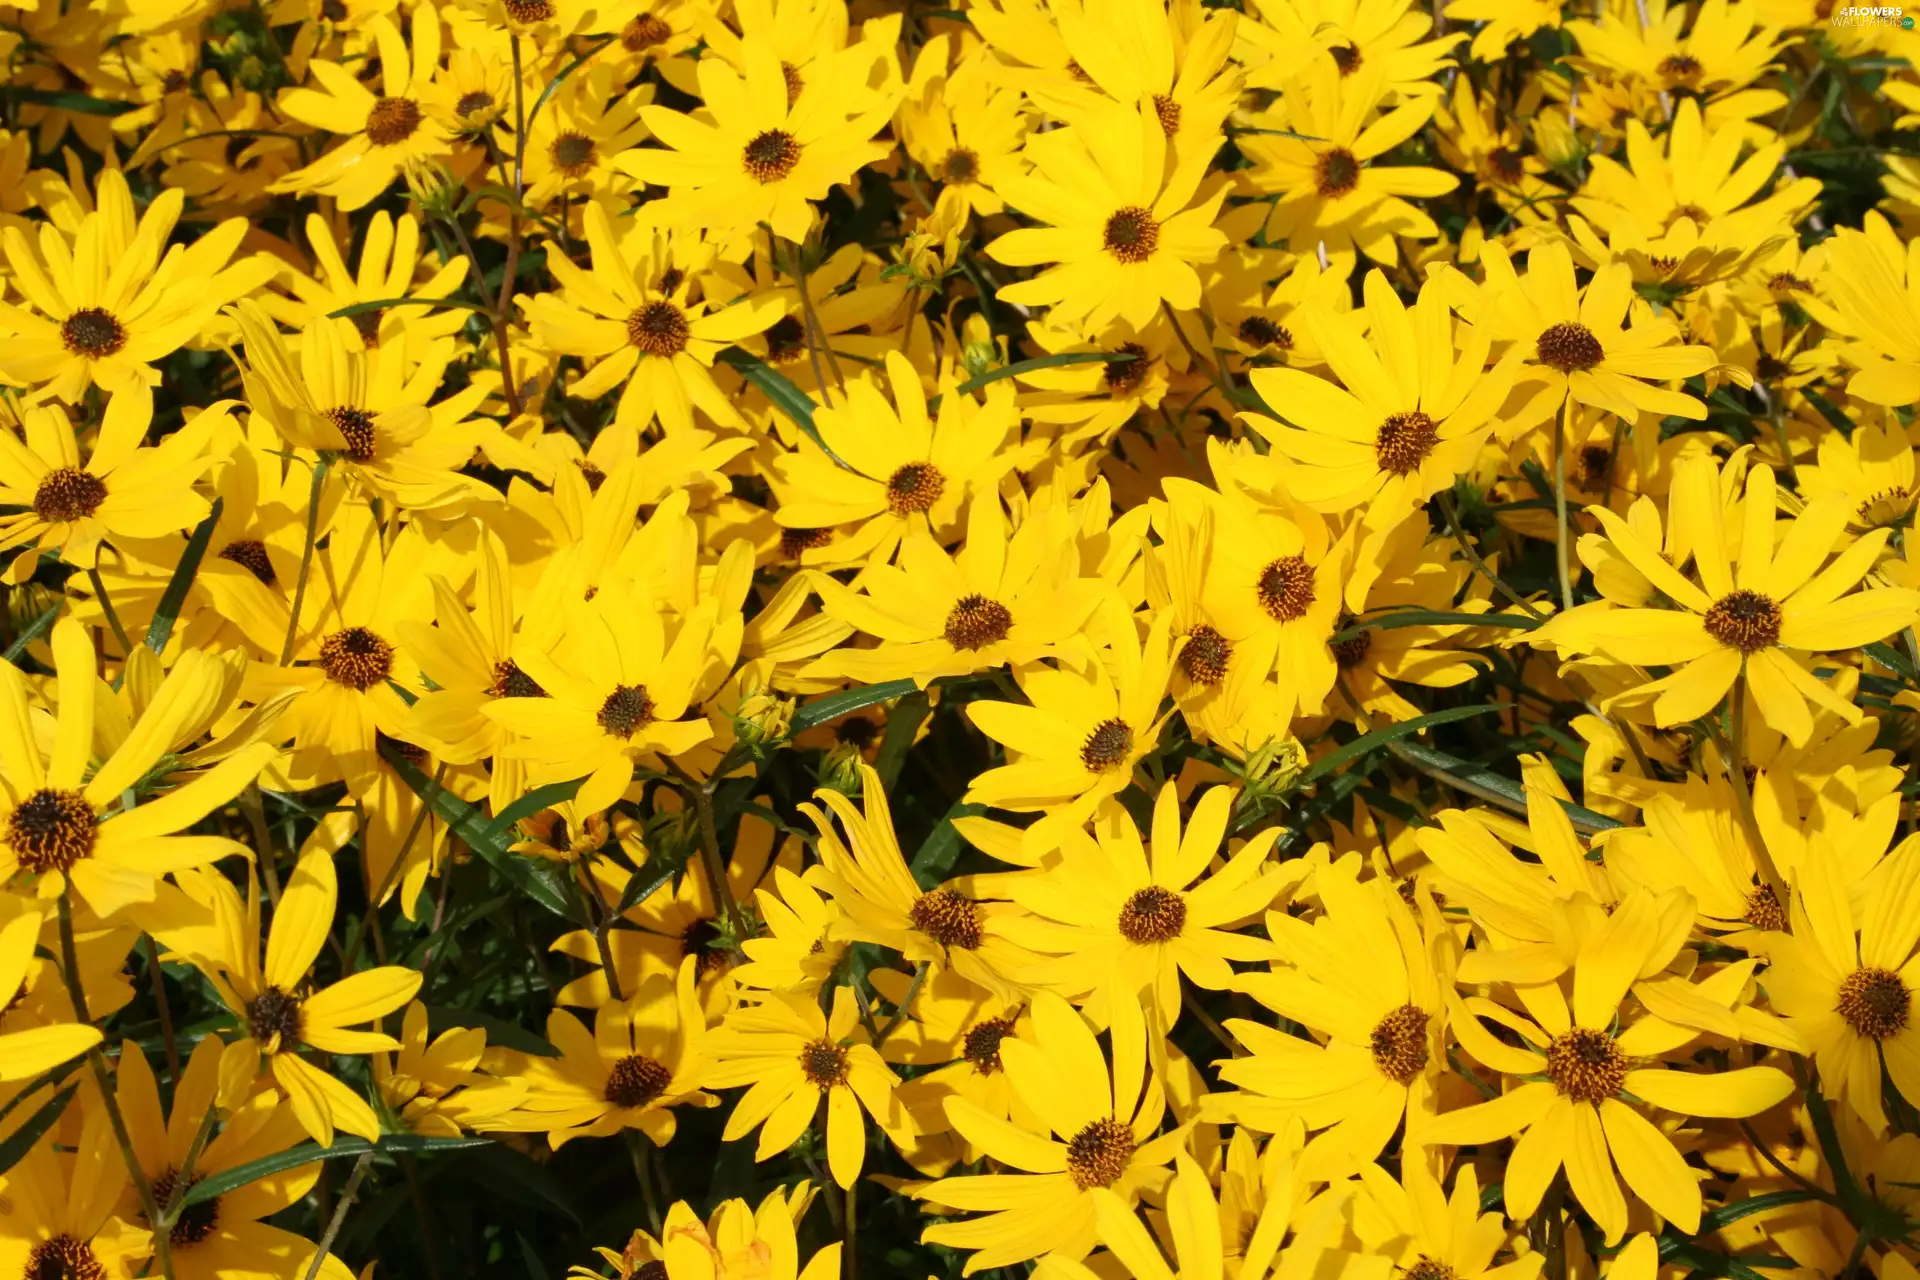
[1080, 718, 1135, 772]
[1117, 885, 1186, 944]
[365, 97, 422, 146]
[219, 539, 277, 584]
[1703, 589, 1782, 654]
[1237, 316, 1292, 351]
[911, 888, 984, 949]
[1152, 93, 1181, 136]
[1179, 624, 1232, 686]
[598, 684, 656, 738]
[29, 1233, 108, 1280]
[943, 148, 980, 183]
[488, 659, 548, 699]
[963, 1016, 1016, 1074]
[245, 985, 304, 1051]
[800, 1039, 849, 1087]
[1837, 966, 1911, 1040]
[1103, 207, 1161, 264]
[61, 307, 127, 359]
[943, 594, 1013, 651]
[1066, 1116, 1134, 1190]
[148, 1170, 219, 1247]
[1369, 1003, 1431, 1084]
[319, 626, 395, 691]
[32, 467, 107, 523]
[1535, 322, 1604, 372]
[550, 130, 596, 174]
[885, 462, 946, 517]
[743, 129, 802, 183]
[6, 788, 97, 875]
[604, 1053, 674, 1107]
[1375, 410, 1438, 476]
[626, 301, 690, 357]
[1544, 1026, 1625, 1103]
[1743, 884, 1789, 932]
[1256, 555, 1316, 622]
[325, 405, 379, 462]
[1316, 148, 1361, 197]
[622, 12, 672, 50]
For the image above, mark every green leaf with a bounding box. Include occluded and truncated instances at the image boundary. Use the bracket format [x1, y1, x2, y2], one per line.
[3, 602, 60, 663]
[1389, 740, 1624, 833]
[1697, 1190, 1823, 1236]
[181, 1133, 492, 1205]
[909, 800, 986, 890]
[1298, 705, 1506, 787]
[790, 679, 920, 734]
[925, 351, 1132, 412]
[1326, 610, 1540, 647]
[874, 690, 930, 790]
[0, 1086, 77, 1176]
[1866, 641, 1915, 683]
[1801, 387, 1856, 436]
[326, 297, 493, 320]
[716, 348, 845, 467]
[146, 497, 222, 654]
[457, 1142, 583, 1225]
[377, 740, 575, 918]
[487, 775, 591, 842]
[13, 88, 133, 116]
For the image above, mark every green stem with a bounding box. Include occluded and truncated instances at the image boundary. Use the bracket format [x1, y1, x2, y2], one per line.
[1720, 669, 1790, 907]
[301, 1150, 373, 1280]
[87, 566, 133, 662]
[1437, 491, 1547, 620]
[871, 961, 927, 1049]
[1553, 397, 1576, 614]
[279, 458, 329, 666]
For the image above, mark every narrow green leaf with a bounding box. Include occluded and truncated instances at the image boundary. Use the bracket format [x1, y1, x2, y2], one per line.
[14, 88, 133, 116]
[486, 775, 590, 843]
[377, 740, 573, 918]
[3, 602, 61, 663]
[790, 679, 920, 734]
[615, 856, 680, 917]
[1389, 740, 1623, 832]
[326, 297, 493, 319]
[146, 497, 222, 654]
[1298, 705, 1505, 787]
[1326, 610, 1540, 647]
[1866, 641, 1915, 683]
[0, 1086, 77, 1176]
[1697, 1190, 1822, 1235]
[181, 1133, 492, 1205]
[909, 800, 986, 889]
[925, 350, 1132, 412]
[874, 690, 930, 790]
[716, 348, 846, 467]
[1802, 387, 1856, 436]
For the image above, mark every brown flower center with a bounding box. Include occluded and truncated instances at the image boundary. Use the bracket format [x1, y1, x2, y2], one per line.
[622, 12, 672, 50]
[1837, 967, 1911, 1041]
[61, 307, 127, 358]
[325, 405, 378, 462]
[780, 526, 833, 558]
[1331, 615, 1372, 669]
[1237, 316, 1292, 351]
[1117, 885, 1186, 943]
[743, 130, 801, 183]
[963, 1016, 1016, 1074]
[1065, 1116, 1134, 1189]
[148, 1169, 219, 1247]
[626, 301, 690, 357]
[1330, 42, 1362, 73]
[598, 684, 656, 739]
[1316, 148, 1361, 197]
[1657, 53, 1702, 79]
[454, 90, 496, 120]
[1375, 410, 1438, 476]
[365, 97, 422, 147]
[800, 1039, 849, 1087]
[319, 625, 395, 691]
[1703, 589, 1782, 654]
[1579, 444, 1614, 491]
[218, 539, 276, 584]
[943, 594, 1013, 651]
[604, 1053, 673, 1107]
[780, 62, 805, 107]
[1080, 718, 1134, 772]
[1743, 884, 1789, 932]
[1151, 93, 1181, 135]
[1536, 322, 1604, 372]
[763, 315, 807, 364]
[942, 148, 979, 183]
[28, 1233, 108, 1280]
[550, 130, 596, 174]
[1768, 273, 1812, 294]
[1256, 555, 1316, 622]
[1406, 1258, 1459, 1280]
[910, 888, 983, 949]
[1488, 146, 1525, 182]
[1103, 207, 1160, 264]
[6, 788, 96, 875]
[885, 462, 946, 517]
[1369, 1004, 1431, 1084]
[1544, 1027, 1625, 1103]
[32, 467, 107, 523]
[245, 985, 304, 1052]
[1104, 342, 1150, 397]
[488, 659, 547, 699]
[1179, 624, 1232, 686]
[504, 0, 554, 21]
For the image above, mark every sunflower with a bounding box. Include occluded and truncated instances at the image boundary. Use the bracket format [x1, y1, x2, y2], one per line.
[115, 1036, 353, 1280]
[1761, 835, 1920, 1133]
[1423, 890, 1794, 1242]
[0, 619, 272, 917]
[618, 36, 895, 243]
[768, 352, 1021, 569]
[1214, 852, 1448, 1180]
[1565, 457, 1920, 744]
[915, 990, 1187, 1272]
[0, 168, 268, 403]
[964, 613, 1180, 854]
[520, 202, 781, 435]
[272, 6, 455, 211]
[1249, 269, 1520, 528]
[0, 387, 223, 585]
[808, 498, 1109, 686]
[803, 763, 1034, 998]
[987, 99, 1228, 333]
[183, 849, 423, 1147]
[704, 985, 913, 1188]
[1001, 785, 1278, 1026]
[488, 959, 714, 1147]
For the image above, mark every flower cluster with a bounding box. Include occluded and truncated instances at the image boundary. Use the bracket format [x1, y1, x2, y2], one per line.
[2, 0, 1920, 1277]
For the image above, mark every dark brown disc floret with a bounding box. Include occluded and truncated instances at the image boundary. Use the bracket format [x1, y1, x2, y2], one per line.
[1117, 885, 1186, 943]
[32, 467, 107, 523]
[365, 97, 422, 146]
[245, 985, 304, 1051]
[1256, 555, 1316, 622]
[6, 789, 97, 874]
[1368, 1003, 1431, 1084]
[626, 301, 691, 357]
[911, 888, 984, 949]
[604, 1053, 674, 1107]
[61, 307, 127, 359]
[1080, 718, 1134, 772]
[1065, 1116, 1134, 1189]
[1375, 410, 1438, 476]
[1103, 207, 1160, 264]
[598, 684, 656, 738]
[1544, 1026, 1626, 1103]
[1837, 966, 1911, 1041]
[886, 462, 946, 517]
[943, 594, 1013, 651]
[1702, 589, 1782, 654]
[743, 129, 802, 183]
[319, 625, 395, 691]
[1535, 322, 1605, 372]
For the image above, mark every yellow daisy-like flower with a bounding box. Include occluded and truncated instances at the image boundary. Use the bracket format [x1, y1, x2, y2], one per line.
[619, 37, 895, 243]
[488, 959, 715, 1147]
[0, 1087, 149, 1280]
[520, 202, 781, 435]
[916, 990, 1187, 1272]
[0, 910, 101, 1079]
[0, 619, 271, 917]
[188, 848, 423, 1147]
[272, 5, 454, 211]
[987, 99, 1228, 333]
[374, 1002, 526, 1137]
[1003, 784, 1278, 1026]
[704, 985, 913, 1189]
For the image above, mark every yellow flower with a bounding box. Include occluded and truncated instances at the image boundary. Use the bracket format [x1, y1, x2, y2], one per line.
[619, 36, 895, 243]
[374, 1002, 526, 1137]
[260, 211, 471, 364]
[186, 848, 423, 1146]
[656, 1185, 842, 1280]
[988, 99, 1228, 333]
[0, 1089, 149, 1280]
[0, 909, 101, 1079]
[704, 985, 912, 1189]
